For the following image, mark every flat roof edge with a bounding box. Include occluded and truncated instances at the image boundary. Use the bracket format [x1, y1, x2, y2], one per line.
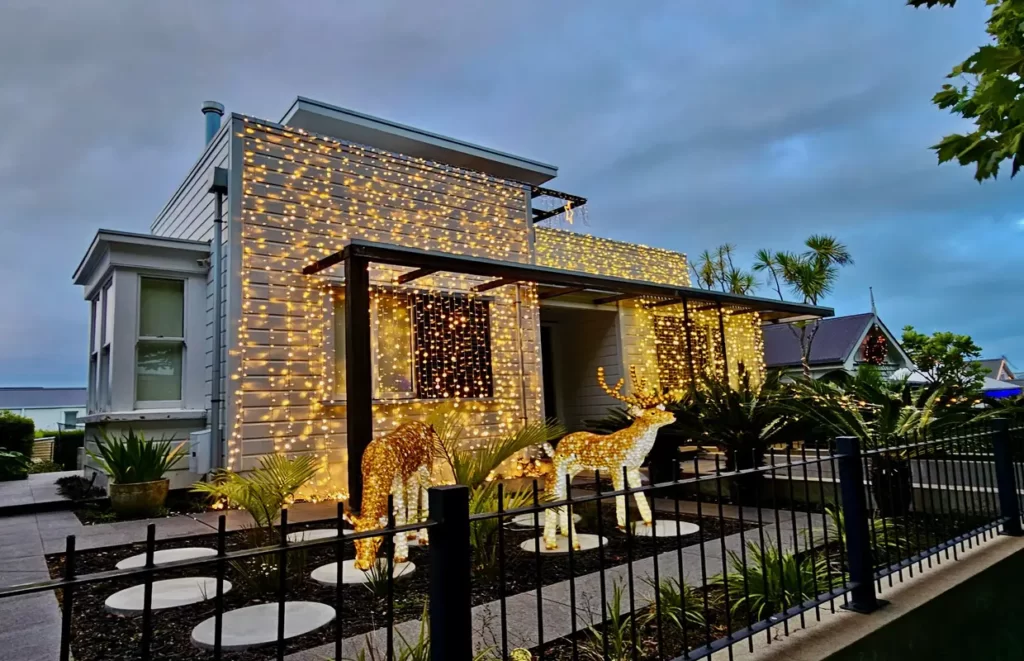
[73, 229, 210, 284]
[280, 96, 558, 185]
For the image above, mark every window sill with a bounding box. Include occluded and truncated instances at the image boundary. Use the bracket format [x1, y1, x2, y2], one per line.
[321, 397, 500, 407]
[79, 409, 208, 424]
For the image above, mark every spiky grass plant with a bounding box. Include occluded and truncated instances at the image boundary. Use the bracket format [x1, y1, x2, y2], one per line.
[87, 428, 186, 483]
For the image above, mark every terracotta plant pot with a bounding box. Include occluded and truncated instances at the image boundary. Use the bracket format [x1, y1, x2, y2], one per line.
[109, 478, 169, 517]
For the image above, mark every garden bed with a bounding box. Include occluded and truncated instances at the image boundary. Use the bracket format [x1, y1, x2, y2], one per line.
[70, 489, 210, 525]
[46, 500, 754, 661]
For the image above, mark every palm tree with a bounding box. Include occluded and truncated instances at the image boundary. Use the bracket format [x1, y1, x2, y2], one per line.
[754, 236, 853, 377]
[692, 245, 757, 295]
[671, 372, 793, 503]
[789, 365, 959, 516]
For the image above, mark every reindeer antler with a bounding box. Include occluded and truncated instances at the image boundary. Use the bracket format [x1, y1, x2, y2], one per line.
[597, 365, 681, 410]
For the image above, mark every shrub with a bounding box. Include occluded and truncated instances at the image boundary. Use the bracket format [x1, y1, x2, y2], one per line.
[87, 428, 186, 484]
[431, 406, 564, 575]
[55, 475, 104, 501]
[28, 459, 63, 474]
[712, 541, 837, 621]
[0, 451, 30, 481]
[0, 411, 35, 456]
[193, 455, 321, 594]
[642, 576, 706, 635]
[54, 430, 85, 470]
[192, 454, 321, 529]
[581, 581, 644, 661]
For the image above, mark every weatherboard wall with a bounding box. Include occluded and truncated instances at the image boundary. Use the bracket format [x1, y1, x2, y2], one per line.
[235, 118, 543, 492]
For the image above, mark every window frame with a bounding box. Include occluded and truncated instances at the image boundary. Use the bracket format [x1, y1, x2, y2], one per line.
[134, 275, 186, 409]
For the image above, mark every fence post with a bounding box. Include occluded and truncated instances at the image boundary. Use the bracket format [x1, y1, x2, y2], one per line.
[836, 436, 884, 613]
[428, 485, 471, 661]
[990, 418, 1022, 536]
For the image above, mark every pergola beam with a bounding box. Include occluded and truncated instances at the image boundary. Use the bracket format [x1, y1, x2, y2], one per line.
[396, 267, 437, 284]
[538, 286, 586, 300]
[304, 240, 835, 319]
[472, 277, 518, 292]
[593, 292, 640, 305]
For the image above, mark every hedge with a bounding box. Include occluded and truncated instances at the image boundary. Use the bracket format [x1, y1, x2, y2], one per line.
[54, 429, 85, 471]
[0, 410, 34, 456]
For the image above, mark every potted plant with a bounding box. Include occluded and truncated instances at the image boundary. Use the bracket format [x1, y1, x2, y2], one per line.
[87, 429, 186, 517]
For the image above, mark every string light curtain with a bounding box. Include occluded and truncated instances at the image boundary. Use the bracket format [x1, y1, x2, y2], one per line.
[412, 291, 494, 399]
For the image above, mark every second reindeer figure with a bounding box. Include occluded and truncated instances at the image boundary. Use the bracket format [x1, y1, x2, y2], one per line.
[543, 367, 678, 550]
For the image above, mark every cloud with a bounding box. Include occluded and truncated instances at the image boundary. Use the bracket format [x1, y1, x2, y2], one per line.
[0, 0, 1020, 385]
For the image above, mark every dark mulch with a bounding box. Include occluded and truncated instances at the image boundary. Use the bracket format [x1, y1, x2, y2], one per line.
[71, 491, 210, 525]
[46, 499, 756, 661]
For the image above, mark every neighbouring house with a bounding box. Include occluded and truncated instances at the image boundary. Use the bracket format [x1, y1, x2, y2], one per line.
[0, 387, 86, 431]
[979, 356, 1016, 382]
[72, 97, 831, 502]
[763, 312, 913, 380]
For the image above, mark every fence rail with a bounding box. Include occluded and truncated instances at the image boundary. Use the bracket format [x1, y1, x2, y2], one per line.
[0, 420, 1020, 661]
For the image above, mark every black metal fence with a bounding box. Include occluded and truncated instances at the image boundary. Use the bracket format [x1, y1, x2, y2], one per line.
[0, 420, 1020, 661]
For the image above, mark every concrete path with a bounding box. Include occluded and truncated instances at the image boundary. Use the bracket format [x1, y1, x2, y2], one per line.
[0, 470, 82, 511]
[0, 513, 67, 661]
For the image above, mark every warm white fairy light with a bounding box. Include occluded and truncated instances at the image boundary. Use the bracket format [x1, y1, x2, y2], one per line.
[230, 119, 541, 498]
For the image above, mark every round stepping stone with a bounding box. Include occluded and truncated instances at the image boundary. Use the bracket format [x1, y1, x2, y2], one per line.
[116, 547, 217, 570]
[519, 534, 607, 554]
[191, 601, 335, 651]
[630, 520, 700, 538]
[286, 528, 350, 543]
[310, 559, 416, 586]
[105, 577, 231, 616]
[511, 512, 580, 528]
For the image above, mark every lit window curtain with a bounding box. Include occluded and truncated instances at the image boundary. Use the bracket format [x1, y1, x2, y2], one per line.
[412, 292, 493, 399]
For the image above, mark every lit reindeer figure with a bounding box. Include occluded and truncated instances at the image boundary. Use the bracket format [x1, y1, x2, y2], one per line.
[347, 422, 435, 570]
[544, 367, 679, 550]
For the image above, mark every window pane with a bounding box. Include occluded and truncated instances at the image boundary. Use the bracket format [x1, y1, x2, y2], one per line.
[136, 341, 183, 401]
[88, 355, 98, 412]
[91, 298, 101, 353]
[375, 292, 413, 396]
[333, 293, 346, 396]
[103, 282, 114, 345]
[100, 348, 111, 409]
[139, 278, 184, 338]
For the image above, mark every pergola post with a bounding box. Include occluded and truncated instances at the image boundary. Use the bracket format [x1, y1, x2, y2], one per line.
[344, 254, 372, 512]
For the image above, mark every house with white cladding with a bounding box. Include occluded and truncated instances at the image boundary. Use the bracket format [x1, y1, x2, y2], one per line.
[72, 97, 830, 504]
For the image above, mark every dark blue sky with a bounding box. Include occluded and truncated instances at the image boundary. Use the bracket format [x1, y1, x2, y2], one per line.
[1, 0, 1020, 386]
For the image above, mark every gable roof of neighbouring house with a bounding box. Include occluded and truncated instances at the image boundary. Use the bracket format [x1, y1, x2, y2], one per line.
[0, 387, 87, 409]
[763, 312, 907, 369]
[979, 357, 1015, 381]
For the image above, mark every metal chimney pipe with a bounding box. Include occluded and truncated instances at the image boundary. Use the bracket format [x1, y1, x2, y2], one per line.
[201, 101, 225, 144]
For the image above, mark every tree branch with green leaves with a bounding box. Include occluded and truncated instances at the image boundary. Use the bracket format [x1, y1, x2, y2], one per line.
[909, 0, 1024, 180]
